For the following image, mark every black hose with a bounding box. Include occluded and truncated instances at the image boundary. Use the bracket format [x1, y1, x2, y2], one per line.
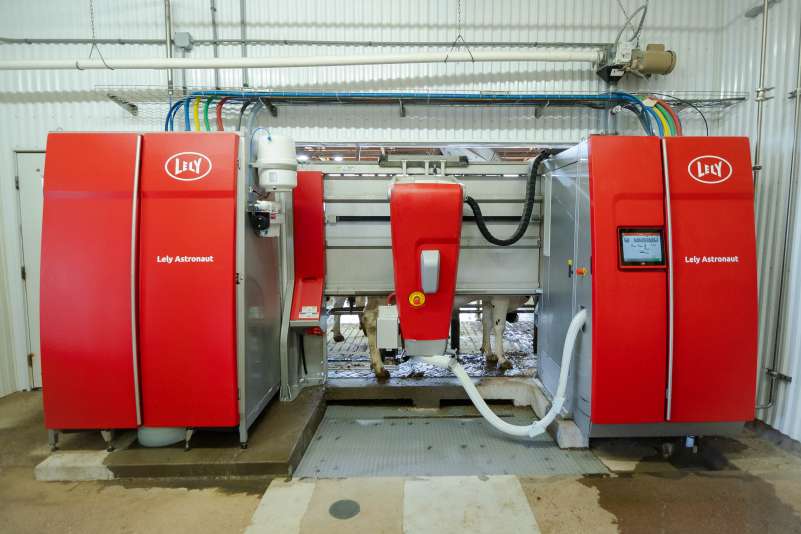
[236, 100, 254, 131]
[464, 151, 551, 246]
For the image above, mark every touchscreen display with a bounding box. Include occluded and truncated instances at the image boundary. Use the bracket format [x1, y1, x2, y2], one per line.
[620, 230, 664, 265]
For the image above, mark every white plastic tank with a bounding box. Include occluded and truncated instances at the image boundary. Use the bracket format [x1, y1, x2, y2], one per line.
[257, 133, 297, 191]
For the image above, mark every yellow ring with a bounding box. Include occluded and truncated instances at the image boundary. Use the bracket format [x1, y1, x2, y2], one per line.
[408, 291, 426, 308]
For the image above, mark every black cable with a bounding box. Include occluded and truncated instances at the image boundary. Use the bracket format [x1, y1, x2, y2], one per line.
[298, 333, 308, 375]
[647, 92, 709, 136]
[464, 151, 551, 246]
[236, 100, 254, 131]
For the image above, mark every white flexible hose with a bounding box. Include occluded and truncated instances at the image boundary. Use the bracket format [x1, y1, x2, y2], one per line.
[420, 308, 587, 439]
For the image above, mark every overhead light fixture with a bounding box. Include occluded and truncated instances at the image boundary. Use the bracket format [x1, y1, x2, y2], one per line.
[297, 154, 309, 162]
[333, 156, 344, 162]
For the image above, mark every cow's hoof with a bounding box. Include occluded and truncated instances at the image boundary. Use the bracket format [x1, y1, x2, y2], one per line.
[333, 333, 345, 343]
[375, 369, 391, 381]
[499, 360, 513, 371]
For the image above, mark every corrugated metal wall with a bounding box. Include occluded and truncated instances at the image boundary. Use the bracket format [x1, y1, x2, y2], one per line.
[0, 0, 798, 441]
[719, 0, 801, 441]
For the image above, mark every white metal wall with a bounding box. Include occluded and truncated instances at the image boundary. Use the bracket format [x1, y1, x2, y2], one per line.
[718, 0, 801, 441]
[0, 0, 798, 441]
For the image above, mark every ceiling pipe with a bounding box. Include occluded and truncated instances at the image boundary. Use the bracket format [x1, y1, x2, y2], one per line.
[0, 37, 613, 49]
[239, 0, 249, 87]
[163, 0, 174, 96]
[752, 0, 774, 185]
[0, 49, 602, 71]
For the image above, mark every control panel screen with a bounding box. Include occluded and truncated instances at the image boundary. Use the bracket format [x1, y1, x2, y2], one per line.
[619, 229, 665, 266]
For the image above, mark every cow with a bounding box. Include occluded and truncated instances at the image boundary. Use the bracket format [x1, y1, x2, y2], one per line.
[329, 296, 391, 380]
[335, 295, 529, 379]
[453, 296, 529, 370]
[329, 296, 348, 343]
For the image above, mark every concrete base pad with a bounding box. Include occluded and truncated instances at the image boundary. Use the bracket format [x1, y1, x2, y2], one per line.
[36, 387, 325, 481]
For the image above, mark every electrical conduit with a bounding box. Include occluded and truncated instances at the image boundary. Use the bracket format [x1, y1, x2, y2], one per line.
[419, 308, 587, 438]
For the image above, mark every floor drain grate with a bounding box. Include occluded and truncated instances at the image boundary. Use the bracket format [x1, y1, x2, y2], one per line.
[329, 499, 360, 520]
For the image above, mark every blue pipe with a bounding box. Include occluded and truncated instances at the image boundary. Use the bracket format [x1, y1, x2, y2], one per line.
[643, 106, 663, 137]
[164, 90, 656, 135]
[165, 99, 184, 131]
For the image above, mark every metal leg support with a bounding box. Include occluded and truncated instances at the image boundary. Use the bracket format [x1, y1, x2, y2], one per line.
[100, 430, 115, 452]
[239, 425, 248, 449]
[48, 429, 59, 452]
[184, 428, 195, 451]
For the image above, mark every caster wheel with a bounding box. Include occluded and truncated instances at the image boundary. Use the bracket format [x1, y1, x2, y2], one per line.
[240, 442, 248, 450]
[661, 442, 675, 459]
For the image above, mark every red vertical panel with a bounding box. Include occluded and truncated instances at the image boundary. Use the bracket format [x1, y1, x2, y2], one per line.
[390, 183, 463, 341]
[664, 137, 758, 422]
[41, 133, 140, 429]
[138, 133, 239, 427]
[290, 171, 325, 321]
[589, 136, 668, 424]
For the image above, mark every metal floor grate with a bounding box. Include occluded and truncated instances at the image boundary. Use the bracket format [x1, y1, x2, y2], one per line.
[295, 406, 607, 478]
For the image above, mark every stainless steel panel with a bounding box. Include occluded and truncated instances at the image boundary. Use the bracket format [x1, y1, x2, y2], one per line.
[325, 221, 540, 249]
[572, 142, 593, 437]
[537, 148, 580, 406]
[323, 171, 541, 294]
[237, 138, 281, 442]
[325, 247, 539, 295]
[325, 201, 540, 219]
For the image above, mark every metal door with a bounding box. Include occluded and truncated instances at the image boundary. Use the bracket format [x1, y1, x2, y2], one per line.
[15, 152, 45, 388]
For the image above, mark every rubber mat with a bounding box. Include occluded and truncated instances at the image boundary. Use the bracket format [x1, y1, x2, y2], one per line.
[295, 406, 607, 478]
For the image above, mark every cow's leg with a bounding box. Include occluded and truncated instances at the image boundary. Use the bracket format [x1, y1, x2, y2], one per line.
[481, 300, 495, 361]
[361, 297, 390, 380]
[331, 297, 345, 342]
[492, 297, 513, 371]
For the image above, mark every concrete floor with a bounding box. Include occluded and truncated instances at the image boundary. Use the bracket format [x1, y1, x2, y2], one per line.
[2, 390, 801, 533]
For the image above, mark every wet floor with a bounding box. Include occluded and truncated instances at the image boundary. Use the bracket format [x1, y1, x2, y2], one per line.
[3, 391, 801, 532]
[326, 314, 536, 379]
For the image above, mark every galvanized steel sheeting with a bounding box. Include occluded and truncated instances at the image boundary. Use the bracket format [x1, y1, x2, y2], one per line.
[0, 0, 798, 443]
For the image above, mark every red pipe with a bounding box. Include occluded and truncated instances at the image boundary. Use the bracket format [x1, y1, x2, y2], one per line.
[653, 97, 683, 136]
[215, 97, 230, 131]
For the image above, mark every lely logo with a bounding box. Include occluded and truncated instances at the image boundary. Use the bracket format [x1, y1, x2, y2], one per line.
[164, 152, 212, 182]
[687, 155, 732, 184]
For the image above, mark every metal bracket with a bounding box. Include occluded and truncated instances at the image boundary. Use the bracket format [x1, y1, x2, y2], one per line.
[399, 100, 406, 117]
[789, 88, 801, 99]
[755, 86, 775, 102]
[767, 368, 793, 383]
[106, 93, 139, 116]
[259, 98, 278, 117]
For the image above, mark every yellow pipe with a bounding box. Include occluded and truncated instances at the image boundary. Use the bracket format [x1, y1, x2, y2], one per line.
[639, 96, 671, 137]
[193, 96, 202, 131]
[653, 106, 672, 136]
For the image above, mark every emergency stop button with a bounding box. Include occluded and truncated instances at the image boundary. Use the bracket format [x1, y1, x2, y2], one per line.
[409, 291, 426, 307]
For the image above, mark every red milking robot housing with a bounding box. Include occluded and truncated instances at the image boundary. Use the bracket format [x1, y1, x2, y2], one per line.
[40, 131, 758, 448]
[384, 136, 758, 445]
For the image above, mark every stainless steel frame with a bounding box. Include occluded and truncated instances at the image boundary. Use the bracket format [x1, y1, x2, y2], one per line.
[236, 135, 282, 445]
[309, 161, 543, 297]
